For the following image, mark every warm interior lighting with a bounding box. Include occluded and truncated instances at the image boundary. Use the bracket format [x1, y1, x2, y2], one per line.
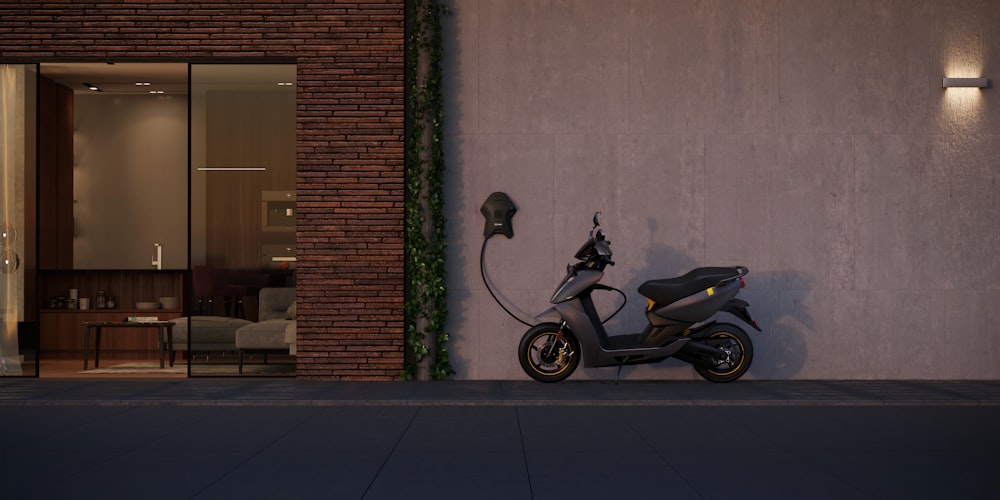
[942, 77, 990, 88]
[83, 82, 101, 91]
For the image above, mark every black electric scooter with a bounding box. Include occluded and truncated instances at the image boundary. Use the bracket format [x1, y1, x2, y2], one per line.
[516, 212, 762, 383]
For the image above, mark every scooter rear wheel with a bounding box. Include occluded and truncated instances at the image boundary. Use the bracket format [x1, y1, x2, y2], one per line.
[518, 323, 580, 383]
[693, 323, 753, 383]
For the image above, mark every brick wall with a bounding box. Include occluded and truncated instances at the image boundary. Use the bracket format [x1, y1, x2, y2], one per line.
[0, 0, 406, 379]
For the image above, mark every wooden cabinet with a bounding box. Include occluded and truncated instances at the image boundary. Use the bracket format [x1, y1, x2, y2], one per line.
[39, 270, 185, 359]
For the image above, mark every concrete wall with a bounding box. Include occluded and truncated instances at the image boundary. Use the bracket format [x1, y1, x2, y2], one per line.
[443, 0, 1000, 380]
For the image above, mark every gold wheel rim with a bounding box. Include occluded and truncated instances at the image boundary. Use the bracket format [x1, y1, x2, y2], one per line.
[706, 332, 745, 376]
[528, 332, 571, 376]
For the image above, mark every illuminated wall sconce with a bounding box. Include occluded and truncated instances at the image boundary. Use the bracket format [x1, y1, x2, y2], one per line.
[942, 77, 990, 88]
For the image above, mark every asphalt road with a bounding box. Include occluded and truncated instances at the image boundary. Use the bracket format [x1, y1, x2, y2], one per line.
[2, 379, 998, 499]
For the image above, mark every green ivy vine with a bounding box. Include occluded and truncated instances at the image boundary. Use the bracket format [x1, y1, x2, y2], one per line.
[404, 0, 453, 380]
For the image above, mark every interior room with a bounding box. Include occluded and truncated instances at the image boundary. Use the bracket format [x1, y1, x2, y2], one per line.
[11, 62, 298, 378]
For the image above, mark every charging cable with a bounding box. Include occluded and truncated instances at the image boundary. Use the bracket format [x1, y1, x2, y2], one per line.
[480, 237, 534, 326]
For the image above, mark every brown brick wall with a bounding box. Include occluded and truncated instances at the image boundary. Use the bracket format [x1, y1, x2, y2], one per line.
[1, 0, 406, 379]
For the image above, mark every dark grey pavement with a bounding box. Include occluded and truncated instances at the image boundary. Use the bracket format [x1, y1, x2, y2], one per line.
[2, 379, 999, 499]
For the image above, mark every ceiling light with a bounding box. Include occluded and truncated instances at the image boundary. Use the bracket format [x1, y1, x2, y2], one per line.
[83, 82, 101, 91]
[135, 82, 151, 86]
[277, 82, 294, 86]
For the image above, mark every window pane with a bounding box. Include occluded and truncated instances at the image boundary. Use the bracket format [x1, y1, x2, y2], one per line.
[189, 64, 296, 377]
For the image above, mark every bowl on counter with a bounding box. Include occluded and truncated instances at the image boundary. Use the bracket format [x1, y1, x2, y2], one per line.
[159, 296, 180, 309]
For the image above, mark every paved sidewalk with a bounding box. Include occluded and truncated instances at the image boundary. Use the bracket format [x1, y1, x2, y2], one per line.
[2, 379, 999, 499]
[2, 378, 1000, 406]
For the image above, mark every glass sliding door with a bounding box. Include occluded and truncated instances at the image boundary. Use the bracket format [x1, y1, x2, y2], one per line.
[0, 64, 38, 376]
[189, 63, 297, 376]
[33, 62, 187, 377]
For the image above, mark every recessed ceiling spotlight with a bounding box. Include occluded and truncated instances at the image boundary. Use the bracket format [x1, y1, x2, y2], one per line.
[83, 82, 101, 91]
[135, 82, 151, 86]
[277, 82, 294, 86]
[148, 90, 165, 94]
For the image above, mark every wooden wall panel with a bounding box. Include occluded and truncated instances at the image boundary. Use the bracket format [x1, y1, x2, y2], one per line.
[37, 76, 74, 270]
[203, 90, 295, 270]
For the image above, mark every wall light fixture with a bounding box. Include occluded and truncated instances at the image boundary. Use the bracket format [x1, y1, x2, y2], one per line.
[942, 77, 990, 88]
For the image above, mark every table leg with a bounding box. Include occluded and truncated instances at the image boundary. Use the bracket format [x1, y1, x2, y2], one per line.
[166, 325, 174, 368]
[83, 326, 91, 370]
[94, 327, 102, 369]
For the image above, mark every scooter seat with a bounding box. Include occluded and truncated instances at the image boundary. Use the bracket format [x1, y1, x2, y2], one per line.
[639, 267, 741, 305]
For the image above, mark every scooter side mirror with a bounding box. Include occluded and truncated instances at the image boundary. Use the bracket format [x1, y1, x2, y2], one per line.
[589, 211, 601, 238]
[480, 192, 516, 239]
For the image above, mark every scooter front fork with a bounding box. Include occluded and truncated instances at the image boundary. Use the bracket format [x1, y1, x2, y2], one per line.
[551, 322, 575, 365]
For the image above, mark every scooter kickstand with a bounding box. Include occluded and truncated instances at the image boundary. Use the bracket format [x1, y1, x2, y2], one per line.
[613, 364, 624, 385]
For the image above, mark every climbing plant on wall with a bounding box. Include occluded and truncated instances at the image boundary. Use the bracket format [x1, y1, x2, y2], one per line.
[404, 0, 453, 380]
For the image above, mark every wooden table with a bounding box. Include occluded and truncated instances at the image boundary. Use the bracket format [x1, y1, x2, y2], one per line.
[82, 321, 175, 370]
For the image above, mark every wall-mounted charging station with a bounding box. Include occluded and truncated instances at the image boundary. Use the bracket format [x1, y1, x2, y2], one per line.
[479, 192, 531, 326]
[480, 192, 516, 239]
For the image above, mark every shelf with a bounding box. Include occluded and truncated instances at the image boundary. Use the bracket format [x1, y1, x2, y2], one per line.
[39, 270, 187, 358]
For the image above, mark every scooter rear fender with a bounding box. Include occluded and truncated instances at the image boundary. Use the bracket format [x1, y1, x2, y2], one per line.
[721, 298, 762, 331]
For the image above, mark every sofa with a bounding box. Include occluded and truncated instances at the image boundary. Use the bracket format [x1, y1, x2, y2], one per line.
[168, 287, 295, 368]
[168, 316, 253, 365]
[235, 287, 297, 373]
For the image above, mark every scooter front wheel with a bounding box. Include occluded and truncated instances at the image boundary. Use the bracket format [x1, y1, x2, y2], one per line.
[518, 323, 580, 383]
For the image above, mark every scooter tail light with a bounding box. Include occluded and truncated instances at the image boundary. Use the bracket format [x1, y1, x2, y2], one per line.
[739, 277, 746, 289]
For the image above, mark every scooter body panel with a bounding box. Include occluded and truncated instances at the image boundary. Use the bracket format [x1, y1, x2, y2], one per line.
[551, 269, 603, 304]
[647, 278, 741, 326]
